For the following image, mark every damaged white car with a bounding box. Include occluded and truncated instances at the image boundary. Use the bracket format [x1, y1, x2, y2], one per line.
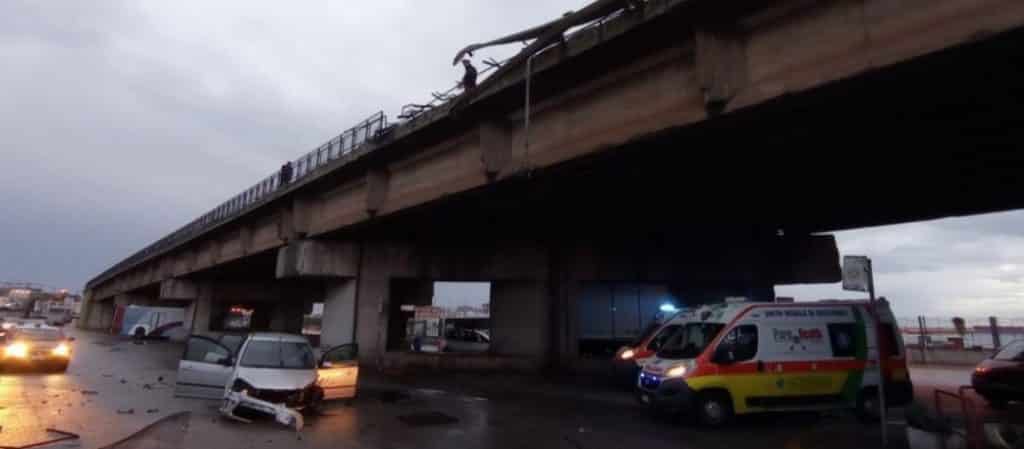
[174, 332, 358, 429]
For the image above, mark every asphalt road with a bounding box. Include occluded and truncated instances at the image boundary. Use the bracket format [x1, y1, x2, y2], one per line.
[0, 327, 987, 449]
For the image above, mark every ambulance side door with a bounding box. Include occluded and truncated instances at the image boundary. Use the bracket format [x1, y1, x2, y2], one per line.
[762, 321, 837, 404]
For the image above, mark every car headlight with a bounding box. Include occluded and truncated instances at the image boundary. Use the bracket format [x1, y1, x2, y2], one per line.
[620, 349, 636, 360]
[52, 343, 70, 357]
[665, 365, 687, 378]
[4, 342, 29, 359]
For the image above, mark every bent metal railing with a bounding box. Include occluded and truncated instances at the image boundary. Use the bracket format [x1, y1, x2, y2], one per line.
[87, 111, 388, 288]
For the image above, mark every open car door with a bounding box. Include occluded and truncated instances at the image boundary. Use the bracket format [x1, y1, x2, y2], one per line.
[317, 343, 358, 400]
[175, 335, 234, 399]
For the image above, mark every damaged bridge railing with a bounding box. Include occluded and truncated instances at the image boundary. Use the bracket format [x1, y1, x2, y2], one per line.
[88, 111, 389, 289]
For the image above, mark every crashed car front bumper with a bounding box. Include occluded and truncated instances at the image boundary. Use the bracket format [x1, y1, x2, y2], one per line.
[220, 390, 306, 430]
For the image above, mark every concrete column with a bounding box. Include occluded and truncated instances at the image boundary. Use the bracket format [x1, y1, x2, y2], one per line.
[184, 289, 213, 335]
[269, 302, 305, 333]
[355, 277, 389, 365]
[490, 281, 549, 361]
[77, 291, 97, 330]
[321, 279, 357, 349]
[95, 300, 115, 331]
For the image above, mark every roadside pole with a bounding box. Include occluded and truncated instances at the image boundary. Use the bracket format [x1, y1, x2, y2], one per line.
[843, 255, 888, 447]
[865, 259, 888, 447]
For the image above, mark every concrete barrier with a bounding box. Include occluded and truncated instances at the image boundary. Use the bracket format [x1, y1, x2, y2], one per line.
[907, 347, 994, 366]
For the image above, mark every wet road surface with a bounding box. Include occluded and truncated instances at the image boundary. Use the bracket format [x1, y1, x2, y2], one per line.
[0, 328, 990, 449]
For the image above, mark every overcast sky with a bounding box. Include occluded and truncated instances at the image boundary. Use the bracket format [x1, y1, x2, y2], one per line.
[2, 2, 1023, 320]
[0, 0, 582, 291]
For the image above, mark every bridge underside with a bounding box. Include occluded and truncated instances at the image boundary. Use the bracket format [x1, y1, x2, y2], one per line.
[83, 17, 1024, 373]
[351, 25, 1024, 242]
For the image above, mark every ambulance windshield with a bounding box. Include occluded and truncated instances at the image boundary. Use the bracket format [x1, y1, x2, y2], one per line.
[655, 322, 724, 359]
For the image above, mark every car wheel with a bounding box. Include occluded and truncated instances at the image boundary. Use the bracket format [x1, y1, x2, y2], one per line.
[856, 387, 882, 423]
[696, 391, 733, 427]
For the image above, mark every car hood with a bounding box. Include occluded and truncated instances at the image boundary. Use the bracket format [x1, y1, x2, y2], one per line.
[236, 367, 317, 391]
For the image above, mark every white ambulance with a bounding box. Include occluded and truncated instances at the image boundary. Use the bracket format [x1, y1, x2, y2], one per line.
[636, 299, 912, 426]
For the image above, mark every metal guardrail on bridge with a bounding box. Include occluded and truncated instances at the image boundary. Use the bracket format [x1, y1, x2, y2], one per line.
[88, 112, 388, 288]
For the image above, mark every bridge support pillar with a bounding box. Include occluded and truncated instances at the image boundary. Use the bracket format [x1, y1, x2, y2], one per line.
[183, 290, 213, 335]
[269, 301, 306, 333]
[490, 281, 550, 366]
[321, 279, 357, 349]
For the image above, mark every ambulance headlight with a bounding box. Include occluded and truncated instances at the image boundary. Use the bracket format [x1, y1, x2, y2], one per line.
[52, 343, 71, 357]
[4, 342, 29, 359]
[665, 365, 687, 378]
[619, 349, 635, 360]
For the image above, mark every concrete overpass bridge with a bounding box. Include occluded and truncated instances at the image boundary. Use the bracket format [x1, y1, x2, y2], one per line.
[82, 0, 1024, 372]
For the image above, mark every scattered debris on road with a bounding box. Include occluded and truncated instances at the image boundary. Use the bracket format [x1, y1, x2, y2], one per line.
[80, 390, 98, 395]
[220, 390, 304, 431]
[146, 408, 159, 414]
[117, 408, 135, 414]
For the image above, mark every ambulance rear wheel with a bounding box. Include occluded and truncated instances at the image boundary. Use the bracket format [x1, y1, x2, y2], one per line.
[696, 391, 733, 427]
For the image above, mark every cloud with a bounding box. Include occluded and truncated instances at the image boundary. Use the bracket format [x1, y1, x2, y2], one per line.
[779, 210, 1024, 318]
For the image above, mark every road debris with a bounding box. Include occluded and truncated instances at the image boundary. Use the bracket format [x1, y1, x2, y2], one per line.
[120, 379, 127, 384]
[146, 408, 159, 414]
[157, 376, 164, 383]
[117, 408, 135, 414]
[220, 390, 304, 431]
[4, 428, 82, 449]
[80, 390, 99, 395]
[142, 384, 152, 390]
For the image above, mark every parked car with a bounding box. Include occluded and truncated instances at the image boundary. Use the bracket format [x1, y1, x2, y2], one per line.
[0, 323, 75, 372]
[443, 328, 490, 353]
[174, 332, 358, 417]
[972, 339, 1024, 408]
[636, 299, 912, 426]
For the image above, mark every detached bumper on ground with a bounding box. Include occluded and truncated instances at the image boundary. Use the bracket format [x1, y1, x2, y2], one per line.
[219, 390, 305, 431]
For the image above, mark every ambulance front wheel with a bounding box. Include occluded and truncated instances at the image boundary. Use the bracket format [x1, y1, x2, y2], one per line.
[696, 391, 734, 427]
[856, 387, 883, 423]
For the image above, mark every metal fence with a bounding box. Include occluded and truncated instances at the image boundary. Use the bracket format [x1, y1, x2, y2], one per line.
[898, 316, 1024, 350]
[88, 112, 388, 288]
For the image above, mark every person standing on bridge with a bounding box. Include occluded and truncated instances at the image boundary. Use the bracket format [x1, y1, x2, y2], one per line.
[460, 59, 478, 91]
[278, 161, 293, 188]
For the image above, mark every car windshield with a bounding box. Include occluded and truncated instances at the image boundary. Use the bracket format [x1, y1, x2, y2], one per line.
[994, 340, 1024, 361]
[632, 320, 666, 346]
[656, 322, 724, 359]
[15, 328, 63, 341]
[240, 340, 315, 369]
